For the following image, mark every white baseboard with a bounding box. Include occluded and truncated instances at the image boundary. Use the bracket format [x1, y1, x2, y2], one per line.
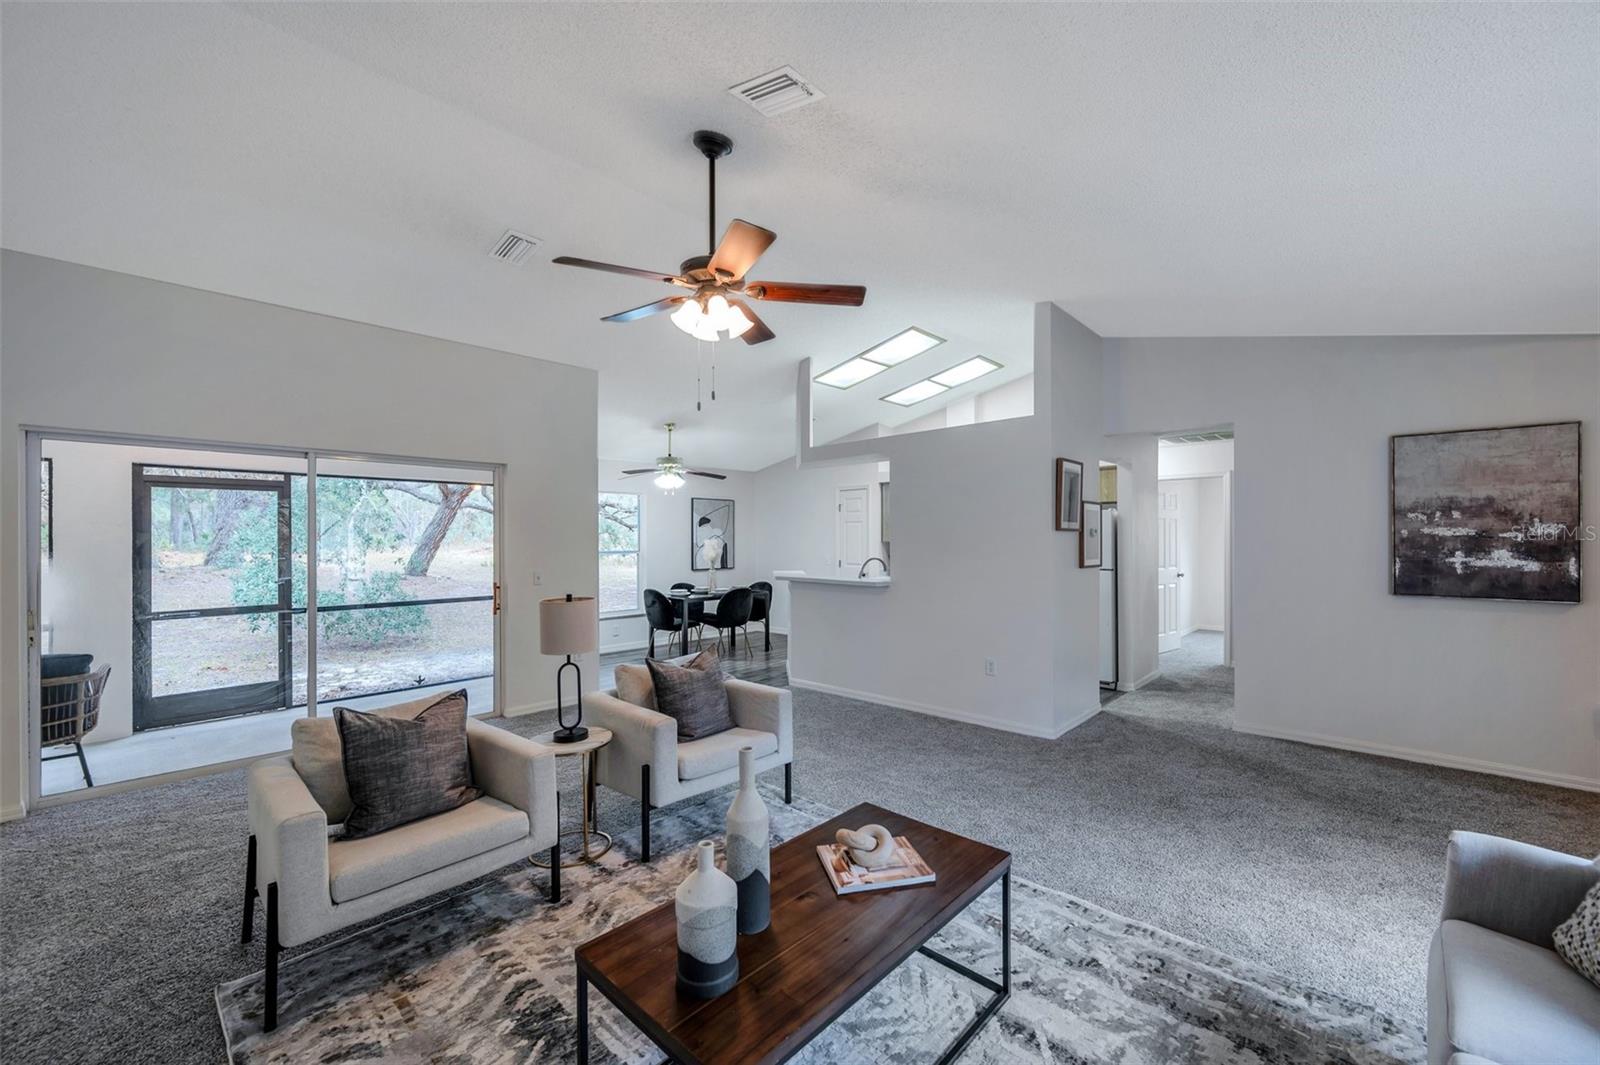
[1, 803, 25, 823]
[499, 698, 558, 718]
[1119, 668, 1160, 693]
[788, 676, 1080, 740]
[1053, 701, 1102, 737]
[1233, 722, 1600, 793]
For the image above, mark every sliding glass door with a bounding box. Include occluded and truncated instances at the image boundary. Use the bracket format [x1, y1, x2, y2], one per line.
[133, 467, 298, 729]
[307, 460, 496, 714]
[31, 434, 499, 799]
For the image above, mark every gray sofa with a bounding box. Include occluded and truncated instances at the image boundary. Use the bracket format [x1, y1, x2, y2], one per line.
[1428, 831, 1600, 1065]
[244, 716, 558, 1031]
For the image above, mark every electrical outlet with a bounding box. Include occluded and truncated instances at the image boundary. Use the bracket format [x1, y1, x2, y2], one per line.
[984, 658, 997, 677]
[532, 571, 543, 586]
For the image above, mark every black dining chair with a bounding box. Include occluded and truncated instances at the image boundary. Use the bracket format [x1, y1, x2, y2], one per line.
[703, 587, 755, 658]
[747, 580, 773, 653]
[669, 582, 707, 647]
[643, 589, 688, 659]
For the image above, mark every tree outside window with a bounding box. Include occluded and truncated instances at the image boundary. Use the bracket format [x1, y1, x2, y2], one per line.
[599, 492, 640, 616]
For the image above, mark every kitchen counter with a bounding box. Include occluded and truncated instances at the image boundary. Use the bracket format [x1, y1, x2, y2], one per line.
[775, 574, 891, 588]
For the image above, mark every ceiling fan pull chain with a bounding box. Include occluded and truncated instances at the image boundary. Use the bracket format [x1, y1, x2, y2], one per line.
[711, 349, 717, 402]
[696, 339, 703, 412]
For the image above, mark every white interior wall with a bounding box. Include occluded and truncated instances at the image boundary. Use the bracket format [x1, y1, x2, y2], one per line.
[782, 302, 1103, 739]
[1, 252, 598, 819]
[1045, 305, 1107, 733]
[1102, 433, 1161, 690]
[1106, 333, 1600, 789]
[1192, 477, 1227, 631]
[746, 455, 887, 633]
[976, 373, 1035, 423]
[596, 461, 756, 653]
[1159, 438, 1235, 478]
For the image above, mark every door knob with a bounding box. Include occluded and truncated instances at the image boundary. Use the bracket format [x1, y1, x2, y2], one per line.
[1177, 572, 1186, 578]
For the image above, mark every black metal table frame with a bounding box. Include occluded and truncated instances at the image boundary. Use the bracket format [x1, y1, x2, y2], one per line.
[575, 868, 1010, 1065]
[667, 588, 771, 657]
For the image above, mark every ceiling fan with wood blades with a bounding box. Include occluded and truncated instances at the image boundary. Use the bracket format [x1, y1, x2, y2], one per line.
[621, 423, 727, 491]
[553, 130, 866, 345]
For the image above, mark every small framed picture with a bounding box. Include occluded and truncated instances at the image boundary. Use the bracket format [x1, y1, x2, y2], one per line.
[1080, 501, 1102, 568]
[1055, 458, 1083, 531]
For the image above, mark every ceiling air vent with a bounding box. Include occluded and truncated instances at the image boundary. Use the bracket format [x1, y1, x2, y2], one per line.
[1159, 429, 1235, 445]
[728, 66, 824, 117]
[489, 229, 541, 265]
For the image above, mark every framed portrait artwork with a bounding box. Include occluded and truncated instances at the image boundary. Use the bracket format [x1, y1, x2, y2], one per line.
[1080, 501, 1103, 568]
[1055, 458, 1083, 531]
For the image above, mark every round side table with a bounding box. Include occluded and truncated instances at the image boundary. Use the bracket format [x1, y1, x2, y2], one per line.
[528, 726, 613, 869]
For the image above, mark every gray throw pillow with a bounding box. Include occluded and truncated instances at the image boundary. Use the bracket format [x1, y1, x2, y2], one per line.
[1553, 880, 1600, 989]
[335, 690, 481, 839]
[646, 652, 734, 741]
[619, 648, 720, 710]
[291, 690, 445, 823]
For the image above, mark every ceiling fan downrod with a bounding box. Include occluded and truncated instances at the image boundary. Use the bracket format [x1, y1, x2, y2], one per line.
[693, 130, 734, 256]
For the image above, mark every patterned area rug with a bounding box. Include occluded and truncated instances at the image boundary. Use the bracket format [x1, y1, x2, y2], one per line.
[216, 788, 1425, 1064]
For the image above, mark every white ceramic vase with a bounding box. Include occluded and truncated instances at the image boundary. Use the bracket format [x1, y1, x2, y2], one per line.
[724, 746, 771, 934]
[675, 839, 739, 998]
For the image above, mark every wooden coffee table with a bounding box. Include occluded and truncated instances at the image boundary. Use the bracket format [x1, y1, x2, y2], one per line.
[575, 803, 1011, 1065]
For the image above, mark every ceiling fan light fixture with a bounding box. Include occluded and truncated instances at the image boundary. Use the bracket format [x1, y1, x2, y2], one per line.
[671, 291, 753, 341]
[723, 303, 755, 338]
[654, 470, 687, 492]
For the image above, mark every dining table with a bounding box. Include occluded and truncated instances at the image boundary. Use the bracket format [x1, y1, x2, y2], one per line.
[666, 585, 771, 656]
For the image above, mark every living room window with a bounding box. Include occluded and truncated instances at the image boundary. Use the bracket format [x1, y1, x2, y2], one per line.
[598, 491, 641, 617]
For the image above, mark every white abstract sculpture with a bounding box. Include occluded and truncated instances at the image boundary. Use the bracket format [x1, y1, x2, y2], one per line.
[835, 824, 898, 870]
[698, 533, 725, 591]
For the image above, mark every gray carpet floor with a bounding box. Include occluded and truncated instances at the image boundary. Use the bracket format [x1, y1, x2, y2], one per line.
[2, 632, 1596, 1064]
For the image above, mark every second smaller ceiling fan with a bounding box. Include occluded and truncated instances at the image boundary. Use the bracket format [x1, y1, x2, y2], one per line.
[622, 423, 726, 491]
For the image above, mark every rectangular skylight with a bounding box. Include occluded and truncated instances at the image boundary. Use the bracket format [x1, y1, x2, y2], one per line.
[814, 356, 891, 389]
[931, 356, 1002, 388]
[860, 327, 946, 366]
[881, 379, 949, 406]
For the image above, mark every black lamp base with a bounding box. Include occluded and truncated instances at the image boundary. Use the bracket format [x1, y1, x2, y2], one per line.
[551, 725, 589, 744]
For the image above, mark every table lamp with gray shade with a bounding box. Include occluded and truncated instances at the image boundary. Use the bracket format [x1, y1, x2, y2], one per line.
[540, 594, 597, 743]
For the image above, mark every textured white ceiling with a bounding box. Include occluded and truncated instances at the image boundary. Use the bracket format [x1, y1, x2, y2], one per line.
[3, 3, 1595, 469]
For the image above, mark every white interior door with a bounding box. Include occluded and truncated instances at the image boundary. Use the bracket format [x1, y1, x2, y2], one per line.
[836, 486, 869, 573]
[1157, 486, 1182, 653]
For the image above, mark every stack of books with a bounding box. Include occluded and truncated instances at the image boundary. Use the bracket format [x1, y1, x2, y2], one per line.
[816, 836, 936, 895]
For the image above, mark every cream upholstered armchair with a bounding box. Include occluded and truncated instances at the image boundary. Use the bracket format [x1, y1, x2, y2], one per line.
[584, 669, 792, 862]
[242, 713, 557, 1032]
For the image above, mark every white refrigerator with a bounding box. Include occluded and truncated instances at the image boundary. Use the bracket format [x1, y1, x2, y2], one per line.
[1098, 504, 1118, 688]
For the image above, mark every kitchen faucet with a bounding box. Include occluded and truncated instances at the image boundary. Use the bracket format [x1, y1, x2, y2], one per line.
[858, 557, 889, 578]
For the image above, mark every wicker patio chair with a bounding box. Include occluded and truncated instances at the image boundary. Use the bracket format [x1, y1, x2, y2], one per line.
[41, 660, 110, 787]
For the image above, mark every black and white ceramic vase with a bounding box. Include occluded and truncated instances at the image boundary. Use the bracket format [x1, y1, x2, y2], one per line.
[724, 745, 771, 934]
[675, 840, 739, 998]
